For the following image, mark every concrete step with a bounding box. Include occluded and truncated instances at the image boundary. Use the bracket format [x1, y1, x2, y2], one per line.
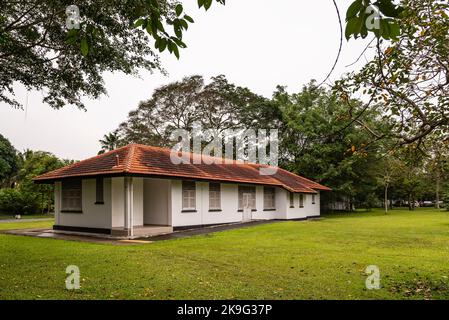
[111, 226, 173, 238]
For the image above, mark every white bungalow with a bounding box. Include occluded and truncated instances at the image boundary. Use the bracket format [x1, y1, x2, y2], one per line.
[34, 144, 331, 238]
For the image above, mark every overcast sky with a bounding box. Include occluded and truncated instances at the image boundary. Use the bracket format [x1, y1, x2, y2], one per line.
[0, 0, 374, 160]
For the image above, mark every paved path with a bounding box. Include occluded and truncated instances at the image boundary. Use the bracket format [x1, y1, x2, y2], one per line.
[142, 220, 280, 241]
[2, 220, 280, 245]
[0, 218, 53, 223]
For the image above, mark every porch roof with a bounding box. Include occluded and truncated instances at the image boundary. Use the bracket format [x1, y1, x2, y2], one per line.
[33, 144, 331, 193]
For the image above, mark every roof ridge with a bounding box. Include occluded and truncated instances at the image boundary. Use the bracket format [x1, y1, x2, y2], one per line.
[33, 143, 330, 193]
[124, 144, 137, 172]
[135, 143, 273, 167]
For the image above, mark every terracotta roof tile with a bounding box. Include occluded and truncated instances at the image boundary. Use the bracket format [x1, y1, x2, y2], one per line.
[34, 144, 331, 193]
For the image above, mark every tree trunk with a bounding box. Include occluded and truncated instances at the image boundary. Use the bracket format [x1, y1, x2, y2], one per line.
[408, 193, 413, 211]
[384, 184, 389, 214]
[41, 192, 45, 215]
[436, 171, 440, 209]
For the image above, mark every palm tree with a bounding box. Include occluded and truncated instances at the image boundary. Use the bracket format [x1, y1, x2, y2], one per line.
[98, 131, 120, 155]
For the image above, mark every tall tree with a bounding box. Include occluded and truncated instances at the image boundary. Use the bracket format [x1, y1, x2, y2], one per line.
[275, 82, 392, 209]
[98, 131, 121, 154]
[0, 0, 224, 109]
[337, 0, 449, 145]
[116, 75, 264, 147]
[422, 136, 449, 209]
[0, 133, 18, 187]
[375, 153, 403, 214]
[16, 149, 71, 213]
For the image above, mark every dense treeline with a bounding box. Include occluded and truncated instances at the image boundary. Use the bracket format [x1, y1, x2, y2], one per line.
[100, 76, 449, 212]
[0, 134, 73, 215]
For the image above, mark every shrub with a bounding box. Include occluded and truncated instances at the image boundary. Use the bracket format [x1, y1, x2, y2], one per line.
[0, 188, 40, 215]
[443, 191, 449, 211]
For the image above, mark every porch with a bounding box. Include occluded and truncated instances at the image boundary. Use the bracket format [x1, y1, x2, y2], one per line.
[110, 176, 172, 239]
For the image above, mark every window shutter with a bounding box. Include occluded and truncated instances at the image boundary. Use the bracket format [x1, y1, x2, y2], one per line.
[96, 177, 104, 204]
[263, 187, 276, 209]
[61, 179, 82, 212]
[209, 183, 221, 210]
[182, 181, 196, 210]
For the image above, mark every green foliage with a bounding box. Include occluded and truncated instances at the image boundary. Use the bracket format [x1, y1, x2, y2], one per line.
[98, 131, 121, 154]
[345, 0, 403, 40]
[115, 75, 264, 147]
[0, 133, 18, 187]
[0, 188, 40, 215]
[0, 0, 225, 110]
[0, 149, 70, 215]
[443, 191, 449, 211]
[107, 73, 449, 210]
[272, 82, 391, 207]
[338, 0, 449, 145]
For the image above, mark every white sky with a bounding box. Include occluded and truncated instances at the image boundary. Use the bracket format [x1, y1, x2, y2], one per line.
[0, 0, 374, 160]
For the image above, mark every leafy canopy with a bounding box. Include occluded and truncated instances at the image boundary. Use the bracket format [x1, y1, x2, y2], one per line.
[0, 0, 225, 110]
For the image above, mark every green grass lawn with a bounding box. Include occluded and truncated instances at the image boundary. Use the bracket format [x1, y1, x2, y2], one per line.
[0, 219, 53, 231]
[1, 208, 449, 300]
[0, 214, 54, 221]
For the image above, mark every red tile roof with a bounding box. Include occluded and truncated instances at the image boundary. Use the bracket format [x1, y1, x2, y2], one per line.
[34, 144, 331, 193]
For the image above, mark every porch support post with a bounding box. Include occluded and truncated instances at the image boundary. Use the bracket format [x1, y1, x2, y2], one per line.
[124, 176, 134, 238]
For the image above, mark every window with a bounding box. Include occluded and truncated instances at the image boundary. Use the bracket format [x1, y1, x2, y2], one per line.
[61, 179, 82, 212]
[289, 192, 294, 208]
[95, 177, 104, 204]
[299, 194, 304, 208]
[263, 187, 276, 210]
[312, 194, 316, 204]
[209, 183, 221, 210]
[238, 186, 256, 210]
[182, 181, 196, 211]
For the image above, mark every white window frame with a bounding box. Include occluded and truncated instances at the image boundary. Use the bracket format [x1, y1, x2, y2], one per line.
[289, 192, 294, 208]
[182, 181, 196, 211]
[299, 194, 304, 208]
[263, 187, 276, 210]
[61, 179, 82, 212]
[209, 182, 221, 211]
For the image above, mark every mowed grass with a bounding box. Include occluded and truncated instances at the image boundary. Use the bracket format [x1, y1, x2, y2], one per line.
[1, 208, 449, 300]
[0, 214, 53, 221]
[0, 219, 53, 231]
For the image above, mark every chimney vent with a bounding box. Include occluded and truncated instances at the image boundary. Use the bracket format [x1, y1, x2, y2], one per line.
[115, 155, 120, 166]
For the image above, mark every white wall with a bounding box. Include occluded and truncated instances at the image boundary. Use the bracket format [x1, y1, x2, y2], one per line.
[111, 177, 125, 228]
[143, 178, 171, 226]
[169, 181, 301, 228]
[111, 177, 143, 228]
[55, 178, 112, 229]
[132, 178, 144, 226]
[54, 176, 322, 231]
[286, 191, 321, 219]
